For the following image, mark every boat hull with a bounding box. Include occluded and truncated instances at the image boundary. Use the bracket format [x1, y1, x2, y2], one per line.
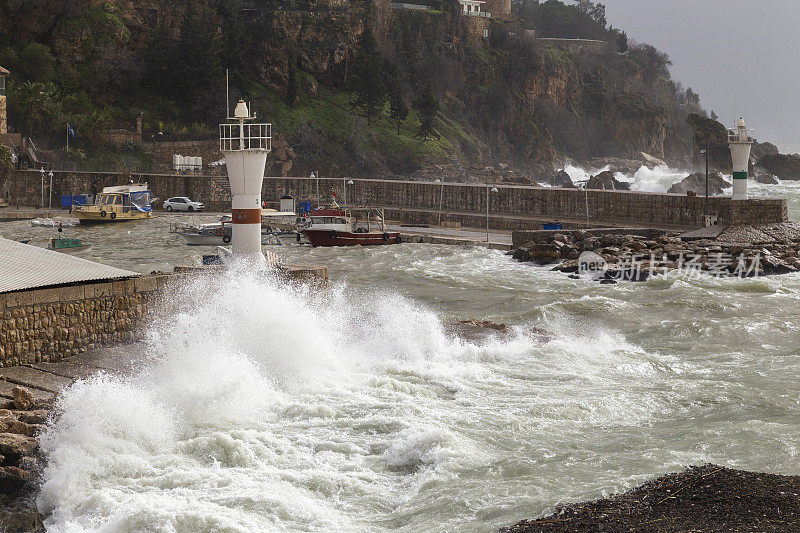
[76, 211, 152, 224]
[50, 244, 94, 253]
[303, 230, 402, 247]
[180, 234, 229, 246]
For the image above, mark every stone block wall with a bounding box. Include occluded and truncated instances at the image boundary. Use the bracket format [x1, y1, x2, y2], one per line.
[3, 170, 231, 211]
[263, 177, 788, 228]
[0, 275, 183, 367]
[4, 171, 788, 228]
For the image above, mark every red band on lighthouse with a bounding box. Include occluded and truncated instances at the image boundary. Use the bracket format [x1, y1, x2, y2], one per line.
[231, 209, 261, 224]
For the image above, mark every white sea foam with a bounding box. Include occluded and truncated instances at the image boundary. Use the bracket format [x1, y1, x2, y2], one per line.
[36, 254, 800, 531]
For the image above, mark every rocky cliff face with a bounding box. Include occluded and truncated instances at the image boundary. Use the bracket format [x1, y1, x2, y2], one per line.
[1, 0, 702, 181]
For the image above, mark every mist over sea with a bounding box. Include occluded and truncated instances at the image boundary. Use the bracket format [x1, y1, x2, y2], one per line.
[5, 169, 798, 531]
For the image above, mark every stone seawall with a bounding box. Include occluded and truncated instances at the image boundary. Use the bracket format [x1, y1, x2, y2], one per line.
[263, 177, 787, 228]
[2, 171, 788, 229]
[0, 266, 329, 367]
[0, 275, 180, 367]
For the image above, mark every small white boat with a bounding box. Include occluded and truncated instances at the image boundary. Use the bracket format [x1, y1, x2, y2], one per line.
[172, 221, 233, 245]
[31, 218, 79, 228]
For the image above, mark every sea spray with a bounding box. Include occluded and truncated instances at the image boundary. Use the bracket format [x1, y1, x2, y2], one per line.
[35, 266, 544, 531]
[33, 256, 800, 531]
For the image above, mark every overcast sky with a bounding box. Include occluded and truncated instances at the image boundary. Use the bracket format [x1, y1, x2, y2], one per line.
[597, 0, 800, 153]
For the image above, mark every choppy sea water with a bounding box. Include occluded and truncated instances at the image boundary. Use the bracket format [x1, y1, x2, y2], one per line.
[1, 176, 799, 532]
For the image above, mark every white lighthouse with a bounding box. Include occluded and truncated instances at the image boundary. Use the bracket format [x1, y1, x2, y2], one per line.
[220, 100, 271, 261]
[728, 117, 753, 200]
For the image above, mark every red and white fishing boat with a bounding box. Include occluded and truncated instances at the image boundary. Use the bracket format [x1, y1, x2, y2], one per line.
[301, 207, 402, 247]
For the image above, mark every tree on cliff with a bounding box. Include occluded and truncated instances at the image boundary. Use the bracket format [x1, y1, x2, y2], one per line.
[348, 29, 385, 125]
[413, 87, 438, 139]
[385, 64, 408, 135]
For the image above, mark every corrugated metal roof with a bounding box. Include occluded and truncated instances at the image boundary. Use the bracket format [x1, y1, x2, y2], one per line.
[0, 238, 138, 293]
[0, 65, 8, 76]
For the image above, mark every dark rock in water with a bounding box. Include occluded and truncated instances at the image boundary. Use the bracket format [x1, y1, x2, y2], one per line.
[512, 248, 530, 262]
[752, 140, 779, 164]
[552, 259, 579, 273]
[588, 155, 663, 175]
[458, 319, 507, 332]
[502, 464, 800, 533]
[586, 171, 630, 191]
[547, 170, 575, 188]
[599, 279, 617, 284]
[753, 167, 779, 184]
[761, 255, 797, 275]
[686, 113, 732, 173]
[757, 153, 800, 180]
[528, 244, 561, 264]
[0, 497, 44, 533]
[667, 172, 731, 195]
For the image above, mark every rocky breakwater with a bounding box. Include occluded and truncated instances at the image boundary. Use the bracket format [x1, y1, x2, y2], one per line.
[511, 223, 800, 282]
[0, 386, 48, 531]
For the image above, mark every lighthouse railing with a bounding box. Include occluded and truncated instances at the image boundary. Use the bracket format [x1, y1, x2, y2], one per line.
[219, 123, 272, 152]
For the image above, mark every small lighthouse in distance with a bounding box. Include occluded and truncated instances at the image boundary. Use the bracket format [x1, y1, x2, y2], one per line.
[728, 117, 753, 200]
[220, 100, 271, 261]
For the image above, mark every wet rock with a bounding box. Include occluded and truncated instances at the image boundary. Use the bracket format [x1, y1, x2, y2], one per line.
[0, 418, 37, 438]
[0, 502, 44, 533]
[586, 171, 630, 191]
[552, 259, 580, 273]
[547, 170, 575, 188]
[529, 244, 562, 264]
[757, 153, 800, 180]
[580, 237, 601, 251]
[503, 464, 800, 533]
[0, 434, 37, 463]
[760, 255, 797, 275]
[458, 320, 508, 332]
[17, 411, 48, 426]
[11, 388, 33, 411]
[752, 167, 779, 184]
[667, 172, 731, 195]
[0, 467, 32, 498]
[512, 248, 530, 262]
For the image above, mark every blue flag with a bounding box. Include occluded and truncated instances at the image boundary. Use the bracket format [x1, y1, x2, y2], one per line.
[67, 123, 75, 139]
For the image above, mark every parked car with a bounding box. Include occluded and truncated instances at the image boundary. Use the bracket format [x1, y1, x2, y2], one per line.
[163, 197, 205, 212]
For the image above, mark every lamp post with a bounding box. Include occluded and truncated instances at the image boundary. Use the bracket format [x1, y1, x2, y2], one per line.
[704, 117, 710, 219]
[311, 171, 319, 207]
[40, 169, 45, 209]
[486, 185, 498, 242]
[435, 179, 443, 226]
[344, 179, 354, 208]
[579, 183, 589, 228]
[700, 148, 709, 219]
[48, 171, 53, 208]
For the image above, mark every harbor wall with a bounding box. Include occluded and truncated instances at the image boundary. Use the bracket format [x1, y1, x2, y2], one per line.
[262, 177, 788, 228]
[0, 275, 174, 367]
[0, 266, 329, 367]
[2, 171, 788, 229]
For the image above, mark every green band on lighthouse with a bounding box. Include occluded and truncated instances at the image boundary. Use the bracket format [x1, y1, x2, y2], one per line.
[733, 171, 748, 180]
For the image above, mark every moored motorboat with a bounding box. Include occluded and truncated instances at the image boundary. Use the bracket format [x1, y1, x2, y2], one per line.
[74, 184, 153, 224]
[46, 236, 94, 253]
[171, 218, 233, 245]
[301, 207, 401, 247]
